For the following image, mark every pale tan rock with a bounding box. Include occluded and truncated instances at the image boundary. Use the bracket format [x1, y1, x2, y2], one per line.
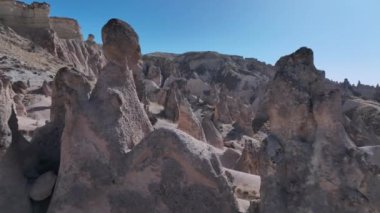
[225, 168, 261, 200]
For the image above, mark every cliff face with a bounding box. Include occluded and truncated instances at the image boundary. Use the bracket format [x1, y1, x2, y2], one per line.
[0, 1, 81, 40]
[0, 0, 105, 77]
[0, 1, 50, 32]
[50, 17, 82, 40]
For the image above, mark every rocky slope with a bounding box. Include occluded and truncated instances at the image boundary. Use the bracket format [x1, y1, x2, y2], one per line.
[0, 1, 379, 213]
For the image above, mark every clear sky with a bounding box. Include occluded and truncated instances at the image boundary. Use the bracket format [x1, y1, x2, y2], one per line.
[24, 0, 379, 85]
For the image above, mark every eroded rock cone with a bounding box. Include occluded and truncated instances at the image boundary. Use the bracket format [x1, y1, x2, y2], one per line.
[202, 116, 224, 149]
[177, 97, 206, 142]
[163, 85, 180, 122]
[235, 140, 260, 175]
[254, 47, 380, 212]
[117, 128, 238, 213]
[48, 19, 153, 212]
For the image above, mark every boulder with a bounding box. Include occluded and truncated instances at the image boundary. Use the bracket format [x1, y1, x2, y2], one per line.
[29, 171, 57, 201]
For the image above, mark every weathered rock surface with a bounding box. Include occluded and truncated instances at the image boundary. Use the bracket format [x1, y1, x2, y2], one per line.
[343, 99, 380, 146]
[163, 86, 179, 122]
[225, 168, 261, 200]
[48, 19, 153, 212]
[253, 47, 380, 213]
[0, 74, 31, 213]
[0, 74, 13, 154]
[117, 128, 239, 213]
[55, 38, 106, 77]
[219, 148, 241, 169]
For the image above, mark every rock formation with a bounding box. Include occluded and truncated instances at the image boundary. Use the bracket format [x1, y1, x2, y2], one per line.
[143, 51, 275, 106]
[0, 73, 13, 154]
[116, 128, 238, 213]
[202, 116, 224, 149]
[49, 17, 82, 40]
[1, 1, 380, 212]
[253, 47, 380, 213]
[0, 0, 106, 77]
[29, 171, 57, 201]
[163, 86, 180, 122]
[343, 98, 380, 146]
[48, 18, 153, 212]
[0, 1, 50, 35]
[0, 74, 32, 213]
[235, 139, 261, 175]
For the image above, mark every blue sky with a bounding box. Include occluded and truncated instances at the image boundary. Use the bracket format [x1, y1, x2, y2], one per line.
[25, 0, 379, 85]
